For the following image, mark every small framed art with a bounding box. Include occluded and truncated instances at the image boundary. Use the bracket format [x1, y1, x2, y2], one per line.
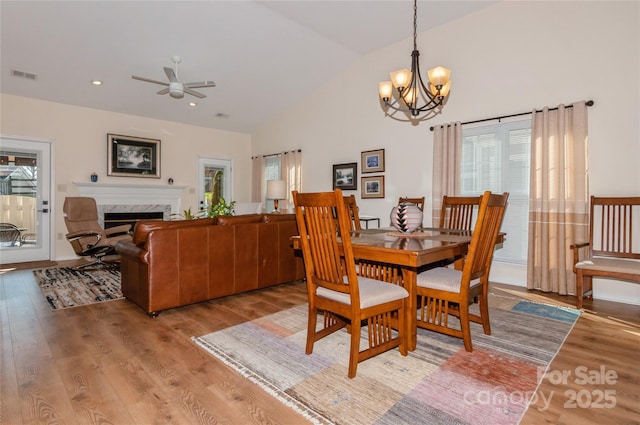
[107, 134, 160, 178]
[333, 162, 358, 190]
[361, 175, 385, 199]
[361, 148, 385, 173]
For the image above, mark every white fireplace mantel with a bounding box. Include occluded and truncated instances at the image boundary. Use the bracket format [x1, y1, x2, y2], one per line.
[73, 182, 187, 214]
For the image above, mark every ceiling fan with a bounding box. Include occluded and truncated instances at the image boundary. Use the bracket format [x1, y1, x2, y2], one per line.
[132, 56, 215, 99]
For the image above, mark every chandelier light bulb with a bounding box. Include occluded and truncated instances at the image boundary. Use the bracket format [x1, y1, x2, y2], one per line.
[379, 81, 393, 100]
[390, 68, 412, 90]
[403, 87, 418, 107]
[427, 66, 451, 87]
[430, 81, 451, 98]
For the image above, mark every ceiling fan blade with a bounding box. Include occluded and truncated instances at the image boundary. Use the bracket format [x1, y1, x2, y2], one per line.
[184, 81, 216, 89]
[183, 88, 206, 99]
[132, 75, 169, 86]
[157, 88, 170, 95]
[164, 67, 178, 83]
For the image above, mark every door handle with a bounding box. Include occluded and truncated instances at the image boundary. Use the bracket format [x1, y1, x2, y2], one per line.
[38, 209, 49, 213]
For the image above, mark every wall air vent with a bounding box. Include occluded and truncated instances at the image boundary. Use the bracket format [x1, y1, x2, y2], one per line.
[11, 69, 37, 80]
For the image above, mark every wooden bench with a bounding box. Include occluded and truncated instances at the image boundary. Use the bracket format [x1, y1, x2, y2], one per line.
[570, 196, 640, 309]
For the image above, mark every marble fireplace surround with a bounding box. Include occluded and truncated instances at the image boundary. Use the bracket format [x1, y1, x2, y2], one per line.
[73, 182, 187, 227]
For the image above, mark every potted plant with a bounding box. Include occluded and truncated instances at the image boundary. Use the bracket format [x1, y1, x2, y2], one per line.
[208, 197, 236, 217]
[171, 207, 206, 220]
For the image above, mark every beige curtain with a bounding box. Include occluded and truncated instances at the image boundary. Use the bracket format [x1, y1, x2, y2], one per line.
[432, 122, 462, 227]
[281, 150, 302, 210]
[251, 156, 265, 203]
[527, 101, 589, 295]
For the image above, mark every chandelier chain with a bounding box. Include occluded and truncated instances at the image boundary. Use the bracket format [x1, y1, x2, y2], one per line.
[413, 0, 418, 51]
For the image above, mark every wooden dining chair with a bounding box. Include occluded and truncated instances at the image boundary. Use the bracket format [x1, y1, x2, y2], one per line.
[293, 189, 408, 378]
[416, 191, 509, 352]
[398, 196, 425, 211]
[343, 194, 362, 231]
[439, 195, 482, 230]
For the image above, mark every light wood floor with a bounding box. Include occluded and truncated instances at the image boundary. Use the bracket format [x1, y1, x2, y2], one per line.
[1, 262, 638, 425]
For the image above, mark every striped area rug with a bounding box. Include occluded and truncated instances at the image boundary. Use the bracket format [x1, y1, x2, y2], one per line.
[33, 266, 122, 310]
[193, 294, 579, 425]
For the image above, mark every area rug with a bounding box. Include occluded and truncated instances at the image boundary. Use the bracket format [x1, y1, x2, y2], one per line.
[33, 267, 122, 310]
[193, 294, 580, 425]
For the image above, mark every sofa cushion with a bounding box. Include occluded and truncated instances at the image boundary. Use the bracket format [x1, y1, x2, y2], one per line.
[133, 218, 215, 246]
[216, 214, 263, 225]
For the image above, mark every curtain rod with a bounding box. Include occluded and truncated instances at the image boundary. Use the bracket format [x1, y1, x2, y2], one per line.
[429, 100, 594, 131]
[251, 149, 301, 160]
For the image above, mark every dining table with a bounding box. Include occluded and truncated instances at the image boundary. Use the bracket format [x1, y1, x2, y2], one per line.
[293, 227, 505, 351]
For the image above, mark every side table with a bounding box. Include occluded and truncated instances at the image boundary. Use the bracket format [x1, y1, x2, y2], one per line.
[358, 215, 380, 229]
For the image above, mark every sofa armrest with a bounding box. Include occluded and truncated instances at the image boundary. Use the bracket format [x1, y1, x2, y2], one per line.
[115, 240, 148, 263]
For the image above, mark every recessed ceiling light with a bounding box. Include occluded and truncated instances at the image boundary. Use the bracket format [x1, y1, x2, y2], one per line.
[189, 102, 197, 107]
[91, 80, 103, 85]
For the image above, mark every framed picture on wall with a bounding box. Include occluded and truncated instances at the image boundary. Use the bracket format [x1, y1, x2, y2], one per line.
[361, 148, 385, 173]
[332, 162, 358, 190]
[107, 134, 160, 178]
[361, 175, 385, 199]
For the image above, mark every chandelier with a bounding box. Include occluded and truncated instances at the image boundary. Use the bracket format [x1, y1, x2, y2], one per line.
[378, 0, 451, 121]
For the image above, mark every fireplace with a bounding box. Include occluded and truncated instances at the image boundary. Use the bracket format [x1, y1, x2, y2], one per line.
[97, 203, 172, 228]
[73, 182, 186, 227]
[104, 211, 165, 229]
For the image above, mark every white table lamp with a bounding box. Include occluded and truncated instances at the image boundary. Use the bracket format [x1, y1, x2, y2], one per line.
[266, 179, 286, 213]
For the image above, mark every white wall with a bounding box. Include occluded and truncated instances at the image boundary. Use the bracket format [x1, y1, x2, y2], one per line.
[253, 1, 640, 305]
[1, 94, 252, 260]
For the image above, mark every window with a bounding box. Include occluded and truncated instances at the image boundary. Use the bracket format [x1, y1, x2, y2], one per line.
[264, 156, 281, 211]
[461, 120, 531, 263]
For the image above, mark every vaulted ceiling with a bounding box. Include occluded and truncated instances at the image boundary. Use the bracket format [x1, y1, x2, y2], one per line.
[1, 1, 496, 133]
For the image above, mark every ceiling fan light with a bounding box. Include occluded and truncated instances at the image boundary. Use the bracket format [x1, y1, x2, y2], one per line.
[390, 68, 412, 90]
[169, 82, 184, 98]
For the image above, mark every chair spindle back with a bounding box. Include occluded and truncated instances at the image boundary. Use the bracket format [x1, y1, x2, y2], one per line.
[589, 196, 640, 260]
[439, 195, 482, 231]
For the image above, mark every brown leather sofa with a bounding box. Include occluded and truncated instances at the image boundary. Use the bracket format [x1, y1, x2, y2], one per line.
[115, 213, 305, 316]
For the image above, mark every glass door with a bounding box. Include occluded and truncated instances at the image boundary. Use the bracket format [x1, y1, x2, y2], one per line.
[0, 136, 52, 263]
[197, 157, 232, 215]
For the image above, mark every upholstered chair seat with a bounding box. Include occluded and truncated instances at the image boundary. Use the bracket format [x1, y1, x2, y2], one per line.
[417, 268, 481, 293]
